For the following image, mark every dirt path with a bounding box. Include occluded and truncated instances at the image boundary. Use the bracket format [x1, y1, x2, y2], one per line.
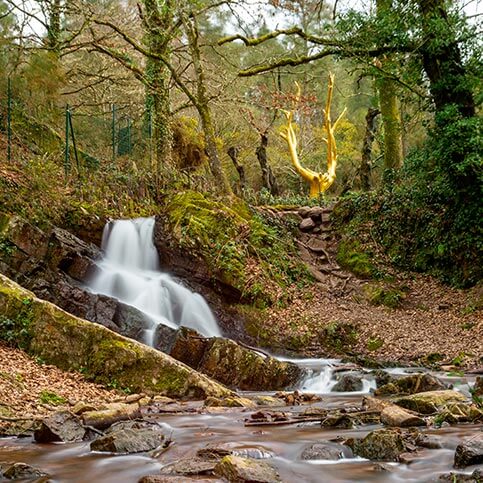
[262, 207, 483, 369]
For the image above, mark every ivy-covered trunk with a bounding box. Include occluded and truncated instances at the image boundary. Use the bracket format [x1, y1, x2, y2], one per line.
[142, 0, 174, 169]
[418, 0, 475, 118]
[376, 0, 403, 171]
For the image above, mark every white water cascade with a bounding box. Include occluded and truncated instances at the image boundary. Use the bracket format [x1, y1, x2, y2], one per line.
[87, 217, 221, 344]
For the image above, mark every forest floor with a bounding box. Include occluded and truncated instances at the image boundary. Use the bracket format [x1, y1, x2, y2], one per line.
[261, 235, 482, 369]
[0, 342, 121, 424]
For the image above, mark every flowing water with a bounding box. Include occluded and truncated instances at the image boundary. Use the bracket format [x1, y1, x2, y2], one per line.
[87, 217, 221, 342]
[0, 217, 480, 482]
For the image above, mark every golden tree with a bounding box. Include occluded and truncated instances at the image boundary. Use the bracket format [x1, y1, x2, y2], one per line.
[280, 73, 346, 197]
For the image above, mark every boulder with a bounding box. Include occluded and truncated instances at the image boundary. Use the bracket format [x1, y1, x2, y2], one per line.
[299, 218, 316, 232]
[394, 390, 467, 414]
[415, 433, 443, 449]
[1, 462, 50, 480]
[197, 443, 274, 461]
[436, 403, 483, 425]
[90, 427, 164, 454]
[214, 455, 281, 483]
[332, 374, 363, 392]
[139, 477, 222, 483]
[34, 411, 85, 443]
[454, 434, 483, 468]
[204, 396, 256, 408]
[300, 441, 352, 461]
[195, 338, 303, 391]
[81, 403, 141, 430]
[380, 405, 426, 427]
[375, 374, 448, 396]
[0, 273, 232, 399]
[161, 458, 216, 476]
[473, 376, 483, 397]
[438, 469, 483, 482]
[353, 429, 405, 461]
[169, 327, 210, 368]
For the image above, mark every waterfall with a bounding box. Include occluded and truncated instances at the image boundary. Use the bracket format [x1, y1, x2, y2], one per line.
[88, 217, 221, 343]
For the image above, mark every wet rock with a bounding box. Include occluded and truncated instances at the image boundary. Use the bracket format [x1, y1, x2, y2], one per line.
[300, 441, 353, 460]
[161, 457, 216, 476]
[204, 396, 256, 408]
[415, 433, 443, 449]
[375, 374, 448, 396]
[321, 413, 354, 429]
[82, 403, 141, 430]
[353, 429, 405, 461]
[169, 327, 209, 367]
[274, 391, 321, 405]
[435, 403, 483, 425]
[196, 338, 303, 391]
[299, 218, 316, 232]
[438, 469, 483, 482]
[214, 455, 281, 483]
[454, 434, 483, 468]
[90, 427, 164, 454]
[139, 477, 221, 483]
[394, 390, 467, 414]
[332, 374, 363, 392]
[473, 376, 483, 397]
[34, 411, 85, 443]
[197, 443, 274, 461]
[71, 401, 98, 415]
[252, 396, 281, 407]
[380, 405, 426, 427]
[372, 369, 394, 387]
[1, 462, 50, 480]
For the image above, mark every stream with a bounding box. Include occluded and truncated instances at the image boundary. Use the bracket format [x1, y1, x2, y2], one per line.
[0, 217, 481, 482]
[0, 365, 480, 482]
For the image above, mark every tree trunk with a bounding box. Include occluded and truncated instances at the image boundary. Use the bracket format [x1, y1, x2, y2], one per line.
[359, 107, 380, 191]
[376, 0, 403, 171]
[184, 14, 232, 195]
[46, 0, 61, 55]
[227, 146, 246, 194]
[418, 0, 475, 118]
[142, 0, 174, 170]
[256, 133, 279, 196]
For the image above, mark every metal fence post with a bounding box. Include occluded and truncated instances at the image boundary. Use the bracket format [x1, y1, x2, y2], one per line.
[68, 107, 81, 177]
[111, 104, 116, 162]
[64, 104, 70, 176]
[7, 77, 12, 163]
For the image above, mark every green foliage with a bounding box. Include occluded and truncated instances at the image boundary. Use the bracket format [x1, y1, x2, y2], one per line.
[38, 390, 67, 406]
[336, 240, 376, 279]
[335, 107, 482, 288]
[165, 190, 312, 304]
[323, 321, 358, 353]
[366, 336, 384, 352]
[0, 298, 34, 349]
[364, 283, 406, 308]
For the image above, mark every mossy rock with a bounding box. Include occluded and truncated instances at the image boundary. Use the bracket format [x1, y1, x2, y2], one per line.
[363, 283, 406, 308]
[393, 390, 467, 415]
[0, 273, 231, 399]
[353, 429, 405, 461]
[161, 191, 311, 305]
[336, 240, 376, 279]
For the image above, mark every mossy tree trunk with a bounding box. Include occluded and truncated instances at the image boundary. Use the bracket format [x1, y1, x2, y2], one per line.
[256, 132, 279, 196]
[417, 0, 475, 118]
[376, 0, 404, 172]
[46, 0, 62, 56]
[142, 0, 174, 169]
[183, 12, 232, 196]
[359, 107, 380, 191]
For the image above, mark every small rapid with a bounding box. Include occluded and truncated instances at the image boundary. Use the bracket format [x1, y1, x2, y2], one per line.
[87, 217, 221, 342]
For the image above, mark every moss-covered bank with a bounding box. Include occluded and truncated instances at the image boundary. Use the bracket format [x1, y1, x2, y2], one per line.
[0, 273, 231, 399]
